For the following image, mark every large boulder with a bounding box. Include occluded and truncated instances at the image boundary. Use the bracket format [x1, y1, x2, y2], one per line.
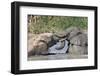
[68, 44, 88, 55]
[54, 31, 67, 38]
[70, 34, 87, 46]
[65, 26, 83, 40]
[63, 27, 88, 55]
[28, 41, 48, 56]
[28, 33, 53, 56]
[53, 27, 83, 40]
[68, 33, 88, 55]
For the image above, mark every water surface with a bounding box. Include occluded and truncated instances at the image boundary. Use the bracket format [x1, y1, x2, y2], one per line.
[28, 54, 88, 61]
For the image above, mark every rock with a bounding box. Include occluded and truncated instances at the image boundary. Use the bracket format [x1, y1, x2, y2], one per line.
[54, 31, 67, 38]
[65, 27, 88, 55]
[28, 27, 88, 56]
[38, 33, 53, 43]
[52, 35, 60, 42]
[52, 31, 67, 44]
[28, 33, 53, 56]
[48, 32, 67, 48]
[70, 34, 87, 46]
[68, 44, 88, 55]
[28, 41, 48, 56]
[52, 26, 85, 42]
[65, 26, 83, 40]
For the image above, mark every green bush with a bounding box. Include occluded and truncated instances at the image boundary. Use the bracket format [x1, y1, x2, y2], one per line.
[28, 15, 88, 34]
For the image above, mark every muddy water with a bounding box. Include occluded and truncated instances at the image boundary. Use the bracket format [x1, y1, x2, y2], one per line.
[28, 54, 88, 61]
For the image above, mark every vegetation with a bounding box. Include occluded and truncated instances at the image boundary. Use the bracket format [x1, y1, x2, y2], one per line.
[28, 15, 88, 34]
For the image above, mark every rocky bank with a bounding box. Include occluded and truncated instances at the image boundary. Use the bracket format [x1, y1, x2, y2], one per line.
[28, 26, 88, 56]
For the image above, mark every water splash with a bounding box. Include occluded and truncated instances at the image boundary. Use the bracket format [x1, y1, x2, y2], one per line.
[48, 40, 69, 54]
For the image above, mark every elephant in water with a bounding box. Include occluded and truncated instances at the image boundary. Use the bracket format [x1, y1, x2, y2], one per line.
[48, 39, 69, 54]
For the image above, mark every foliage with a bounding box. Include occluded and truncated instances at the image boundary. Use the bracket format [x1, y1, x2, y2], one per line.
[28, 15, 88, 34]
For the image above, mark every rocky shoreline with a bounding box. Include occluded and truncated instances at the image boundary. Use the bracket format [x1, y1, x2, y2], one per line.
[28, 26, 88, 57]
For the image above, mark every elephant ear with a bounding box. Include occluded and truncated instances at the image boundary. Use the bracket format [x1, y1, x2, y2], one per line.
[55, 40, 65, 50]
